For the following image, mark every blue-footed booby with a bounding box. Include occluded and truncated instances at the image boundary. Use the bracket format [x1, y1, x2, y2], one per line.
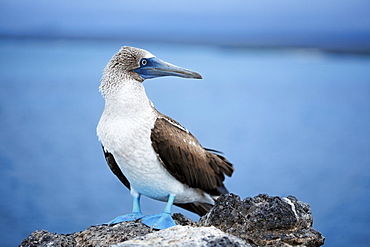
[97, 46, 233, 229]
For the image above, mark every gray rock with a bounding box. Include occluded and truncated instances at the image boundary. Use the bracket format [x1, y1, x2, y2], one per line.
[18, 229, 76, 247]
[113, 225, 249, 247]
[19, 194, 325, 247]
[19, 221, 153, 247]
[198, 193, 325, 247]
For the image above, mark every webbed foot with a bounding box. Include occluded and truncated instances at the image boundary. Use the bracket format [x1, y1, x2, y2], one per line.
[106, 212, 145, 225]
[141, 212, 176, 229]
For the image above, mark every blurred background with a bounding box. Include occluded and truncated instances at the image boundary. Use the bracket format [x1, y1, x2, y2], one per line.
[1, 1, 369, 246]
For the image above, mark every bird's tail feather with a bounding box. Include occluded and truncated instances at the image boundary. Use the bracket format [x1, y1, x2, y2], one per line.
[174, 202, 213, 216]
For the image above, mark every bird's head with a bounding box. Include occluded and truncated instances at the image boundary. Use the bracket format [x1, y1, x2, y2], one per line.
[104, 46, 202, 83]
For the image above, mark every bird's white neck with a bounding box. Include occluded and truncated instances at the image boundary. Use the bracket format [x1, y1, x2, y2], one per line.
[97, 76, 156, 156]
[99, 76, 154, 119]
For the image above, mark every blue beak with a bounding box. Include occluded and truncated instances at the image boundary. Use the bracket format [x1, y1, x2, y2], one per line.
[134, 57, 202, 80]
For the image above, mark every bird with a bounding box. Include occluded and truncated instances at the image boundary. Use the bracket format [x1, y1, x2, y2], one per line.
[96, 46, 234, 229]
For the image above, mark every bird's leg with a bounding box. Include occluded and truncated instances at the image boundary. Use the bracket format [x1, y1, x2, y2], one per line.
[141, 194, 176, 229]
[106, 193, 145, 225]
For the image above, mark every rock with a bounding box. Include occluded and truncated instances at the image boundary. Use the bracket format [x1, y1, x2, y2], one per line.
[18, 229, 76, 247]
[172, 212, 197, 226]
[71, 221, 153, 246]
[113, 225, 249, 247]
[198, 193, 325, 247]
[19, 221, 153, 247]
[19, 214, 191, 247]
[19, 194, 325, 247]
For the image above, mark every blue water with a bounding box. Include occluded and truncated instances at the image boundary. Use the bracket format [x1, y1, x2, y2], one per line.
[0, 39, 369, 246]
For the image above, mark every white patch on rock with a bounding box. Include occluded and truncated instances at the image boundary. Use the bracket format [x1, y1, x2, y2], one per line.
[112, 225, 249, 247]
[282, 197, 299, 219]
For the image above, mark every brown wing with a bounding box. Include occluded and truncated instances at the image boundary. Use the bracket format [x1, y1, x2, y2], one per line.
[150, 115, 234, 196]
[102, 145, 130, 189]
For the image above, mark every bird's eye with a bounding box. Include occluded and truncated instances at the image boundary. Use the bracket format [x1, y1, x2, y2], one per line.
[141, 59, 147, 66]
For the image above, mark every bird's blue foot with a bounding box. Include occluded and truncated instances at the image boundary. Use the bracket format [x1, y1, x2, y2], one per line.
[141, 212, 176, 229]
[106, 212, 145, 225]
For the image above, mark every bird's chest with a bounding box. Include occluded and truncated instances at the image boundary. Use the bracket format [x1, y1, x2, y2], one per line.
[96, 83, 188, 199]
[98, 108, 156, 161]
[98, 109, 186, 200]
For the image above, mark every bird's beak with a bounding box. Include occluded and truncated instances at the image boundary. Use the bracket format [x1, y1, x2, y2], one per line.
[134, 57, 202, 80]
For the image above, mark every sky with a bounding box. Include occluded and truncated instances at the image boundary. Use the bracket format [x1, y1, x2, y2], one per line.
[1, 0, 370, 51]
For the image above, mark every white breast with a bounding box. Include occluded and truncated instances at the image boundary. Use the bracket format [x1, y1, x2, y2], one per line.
[97, 80, 213, 204]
